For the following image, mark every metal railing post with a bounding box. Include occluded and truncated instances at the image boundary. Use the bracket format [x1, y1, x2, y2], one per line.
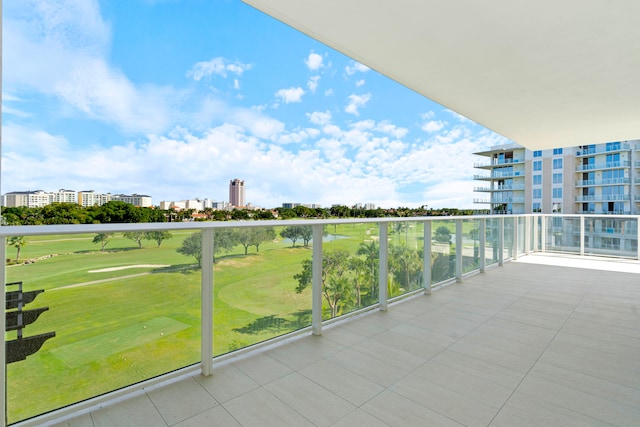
[513, 217, 519, 260]
[379, 223, 389, 311]
[423, 221, 432, 294]
[455, 220, 463, 282]
[580, 216, 585, 256]
[311, 225, 323, 335]
[525, 216, 531, 255]
[201, 229, 214, 376]
[541, 216, 546, 252]
[479, 218, 486, 272]
[533, 215, 539, 252]
[498, 217, 504, 266]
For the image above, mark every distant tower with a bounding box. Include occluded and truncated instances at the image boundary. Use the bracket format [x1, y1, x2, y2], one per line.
[229, 179, 245, 207]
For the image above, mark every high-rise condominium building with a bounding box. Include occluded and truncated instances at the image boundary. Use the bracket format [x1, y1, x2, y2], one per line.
[474, 140, 640, 215]
[229, 179, 245, 207]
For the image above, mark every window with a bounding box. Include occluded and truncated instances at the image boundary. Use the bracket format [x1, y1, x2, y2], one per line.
[606, 153, 620, 165]
[533, 150, 542, 157]
[552, 173, 562, 184]
[606, 141, 621, 151]
[552, 158, 562, 169]
[532, 202, 541, 212]
[533, 175, 542, 185]
[553, 148, 563, 155]
[552, 188, 562, 198]
[533, 160, 542, 171]
[533, 189, 542, 199]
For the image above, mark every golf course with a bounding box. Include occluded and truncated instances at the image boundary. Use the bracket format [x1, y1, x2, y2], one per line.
[4, 220, 482, 423]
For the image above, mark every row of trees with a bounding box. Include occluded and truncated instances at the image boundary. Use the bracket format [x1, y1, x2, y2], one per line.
[176, 228, 277, 266]
[91, 231, 174, 252]
[2, 202, 475, 226]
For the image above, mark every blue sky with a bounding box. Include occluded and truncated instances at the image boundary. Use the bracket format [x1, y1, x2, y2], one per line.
[3, 0, 510, 209]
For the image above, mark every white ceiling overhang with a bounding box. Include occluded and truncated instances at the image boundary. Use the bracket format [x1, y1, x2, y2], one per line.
[242, 0, 640, 150]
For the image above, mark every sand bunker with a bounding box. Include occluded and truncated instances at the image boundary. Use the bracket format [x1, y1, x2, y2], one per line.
[88, 264, 169, 273]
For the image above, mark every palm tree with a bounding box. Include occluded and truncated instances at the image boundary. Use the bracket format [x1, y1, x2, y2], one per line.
[8, 236, 27, 261]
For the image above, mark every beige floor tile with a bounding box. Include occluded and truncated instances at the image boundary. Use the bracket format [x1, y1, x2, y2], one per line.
[327, 347, 409, 387]
[330, 408, 390, 427]
[223, 388, 313, 427]
[195, 364, 259, 402]
[91, 394, 167, 427]
[147, 377, 217, 425]
[361, 390, 463, 427]
[390, 373, 501, 427]
[173, 405, 241, 427]
[232, 352, 292, 385]
[264, 372, 355, 426]
[299, 359, 384, 406]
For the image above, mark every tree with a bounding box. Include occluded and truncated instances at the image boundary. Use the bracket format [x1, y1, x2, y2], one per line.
[235, 227, 276, 255]
[144, 231, 173, 247]
[177, 232, 203, 267]
[294, 250, 355, 318]
[92, 233, 113, 252]
[300, 226, 313, 247]
[123, 232, 145, 249]
[280, 226, 303, 247]
[388, 244, 422, 293]
[356, 241, 379, 302]
[434, 225, 452, 243]
[8, 236, 27, 261]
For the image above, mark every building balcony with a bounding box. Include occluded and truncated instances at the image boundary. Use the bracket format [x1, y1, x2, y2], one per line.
[473, 158, 523, 169]
[577, 210, 632, 215]
[474, 185, 525, 192]
[473, 170, 524, 180]
[575, 161, 630, 171]
[1, 216, 639, 426]
[575, 194, 630, 202]
[575, 143, 631, 156]
[575, 178, 630, 186]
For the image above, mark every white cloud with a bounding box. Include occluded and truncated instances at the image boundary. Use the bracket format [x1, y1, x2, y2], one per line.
[344, 93, 371, 116]
[324, 88, 334, 96]
[307, 75, 321, 93]
[421, 111, 435, 120]
[275, 87, 305, 104]
[304, 51, 323, 71]
[345, 61, 370, 76]
[422, 120, 446, 133]
[355, 79, 365, 87]
[187, 57, 253, 81]
[307, 110, 332, 125]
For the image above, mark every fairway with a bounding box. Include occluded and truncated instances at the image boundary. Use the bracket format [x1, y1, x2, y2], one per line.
[49, 317, 190, 369]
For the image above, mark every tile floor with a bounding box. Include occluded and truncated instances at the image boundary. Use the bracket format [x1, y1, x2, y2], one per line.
[45, 255, 640, 426]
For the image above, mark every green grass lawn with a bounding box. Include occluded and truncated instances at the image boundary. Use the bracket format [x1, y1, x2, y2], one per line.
[4, 222, 479, 423]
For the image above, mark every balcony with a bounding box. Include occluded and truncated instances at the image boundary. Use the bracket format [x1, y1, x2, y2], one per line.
[575, 161, 631, 171]
[473, 158, 523, 169]
[575, 143, 631, 156]
[575, 178, 630, 186]
[474, 185, 525, 192]
[575, 194, 630, 202]
[1, 216, 639, 426]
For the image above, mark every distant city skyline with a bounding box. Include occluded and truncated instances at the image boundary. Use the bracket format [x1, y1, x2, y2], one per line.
[2, 1, 510, 209]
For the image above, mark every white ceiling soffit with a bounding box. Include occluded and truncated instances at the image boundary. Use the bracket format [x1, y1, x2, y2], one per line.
[242, 0, 640, 150]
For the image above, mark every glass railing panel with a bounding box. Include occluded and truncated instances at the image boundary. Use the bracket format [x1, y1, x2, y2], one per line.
[388, 221, 424, 298]
[485, 218, 500, 266]
[317, 222, 380, 319]
[5, 230, 200, 424]
[462, 218, 480, 274]
[544, 217, 581, 253]
[430, 220, 456, 284]
[503, 217, 515, 260]
[517, 217, 526, 255]
[583, 217, 638, 258]
[213, 225, 312, 355]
